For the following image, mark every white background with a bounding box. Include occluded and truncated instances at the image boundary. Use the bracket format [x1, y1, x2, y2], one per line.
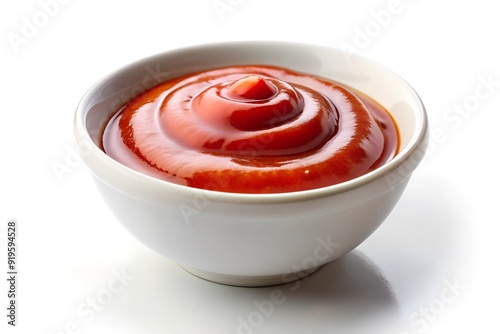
[1, 0, 499, 333]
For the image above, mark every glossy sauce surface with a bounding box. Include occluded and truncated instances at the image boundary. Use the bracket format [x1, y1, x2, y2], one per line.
[102, 65, 399, 193]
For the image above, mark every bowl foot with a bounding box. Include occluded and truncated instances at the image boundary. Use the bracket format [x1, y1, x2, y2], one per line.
[178, 265, 322, 287]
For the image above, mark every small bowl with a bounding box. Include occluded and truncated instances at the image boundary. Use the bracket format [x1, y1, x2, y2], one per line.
[74, 41, 428, 287]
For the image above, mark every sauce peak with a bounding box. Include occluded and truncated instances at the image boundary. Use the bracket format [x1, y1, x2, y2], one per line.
[226, 75, 277, 101]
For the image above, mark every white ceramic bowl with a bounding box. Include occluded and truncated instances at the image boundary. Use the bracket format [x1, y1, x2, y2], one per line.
[74, 41, 428, 286]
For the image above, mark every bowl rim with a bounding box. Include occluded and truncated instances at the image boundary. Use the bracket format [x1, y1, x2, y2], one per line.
[74, 40, 428, 204]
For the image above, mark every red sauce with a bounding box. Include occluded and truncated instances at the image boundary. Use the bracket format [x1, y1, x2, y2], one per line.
[102, 65, 399, 193]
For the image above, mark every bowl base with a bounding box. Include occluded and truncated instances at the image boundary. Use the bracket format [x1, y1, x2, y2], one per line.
[178, 264, 322, 287]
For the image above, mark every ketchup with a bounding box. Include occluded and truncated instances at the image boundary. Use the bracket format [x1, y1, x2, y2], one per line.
[102, 65, 399, 193]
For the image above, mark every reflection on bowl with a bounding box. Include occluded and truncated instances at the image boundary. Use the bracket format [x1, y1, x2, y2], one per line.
[74, 41, 428, 286]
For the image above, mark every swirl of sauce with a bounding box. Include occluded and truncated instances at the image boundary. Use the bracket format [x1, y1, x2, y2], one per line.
[102, 65, 399, 193]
